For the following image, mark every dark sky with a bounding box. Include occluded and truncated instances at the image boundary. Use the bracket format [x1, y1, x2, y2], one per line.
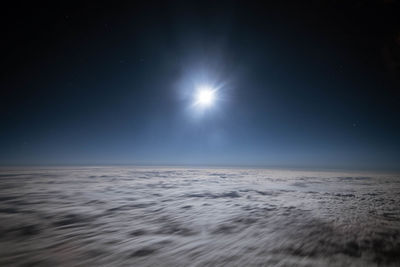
[1, 1, 400, 170]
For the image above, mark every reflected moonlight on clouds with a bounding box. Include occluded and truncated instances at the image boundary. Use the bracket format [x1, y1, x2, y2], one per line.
[0, 167, 399, 266]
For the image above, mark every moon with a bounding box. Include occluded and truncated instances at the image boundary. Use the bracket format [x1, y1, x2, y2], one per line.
[195, 86, 216, 108]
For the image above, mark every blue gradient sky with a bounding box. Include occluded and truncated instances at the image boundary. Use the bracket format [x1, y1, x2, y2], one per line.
[1, 1, 400, 170]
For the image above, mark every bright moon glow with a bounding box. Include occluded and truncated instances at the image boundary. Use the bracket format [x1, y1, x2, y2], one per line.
[195, 86, 216, 107]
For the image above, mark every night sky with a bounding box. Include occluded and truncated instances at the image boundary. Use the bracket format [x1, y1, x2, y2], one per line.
[1, 1, 400, 170]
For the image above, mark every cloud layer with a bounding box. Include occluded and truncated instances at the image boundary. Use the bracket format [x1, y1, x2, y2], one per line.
[0, 167, 399, 266]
